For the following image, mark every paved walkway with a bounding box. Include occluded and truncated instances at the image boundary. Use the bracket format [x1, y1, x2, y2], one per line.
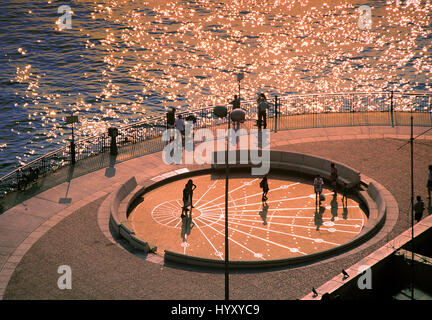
[1, 125, 432, 299]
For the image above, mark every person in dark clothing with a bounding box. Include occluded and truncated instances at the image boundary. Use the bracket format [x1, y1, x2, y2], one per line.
[257, 93, 268, 130]
[230, 95, 241, 130]
[185, 179, 197, 209]
[183, 186, 191, 210]
[230, 95, 240, 110]
[330, 163, 338, 195]
[341, 182, 348, 208]
[166, 107, 176, 129]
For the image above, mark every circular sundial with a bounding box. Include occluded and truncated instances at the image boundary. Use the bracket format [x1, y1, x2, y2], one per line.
[128, 173, 367, 261]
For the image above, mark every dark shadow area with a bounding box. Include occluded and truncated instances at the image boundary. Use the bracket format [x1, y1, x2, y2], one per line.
[0, 136, 163, 215]
[104, 154, 117, 178]
[259, 203, 269, 225]
[59, 165, 75, 204]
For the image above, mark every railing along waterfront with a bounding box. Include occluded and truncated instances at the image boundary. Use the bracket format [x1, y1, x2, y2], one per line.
[0, 91, 431, 199]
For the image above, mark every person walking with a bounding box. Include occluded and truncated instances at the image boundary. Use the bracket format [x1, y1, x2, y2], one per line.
[260, 175, 269, 203]
[314, 174, 324, 205]
[230, 95, 241, 130]
[330, 163, 338, 195]
[414, 195, 425, 222]
[341, 182, 348, 208]
[257, 93, 269, 130]
[330, 193, 338, 222]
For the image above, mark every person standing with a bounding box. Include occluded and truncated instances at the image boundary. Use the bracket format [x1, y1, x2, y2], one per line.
[330, 193, 338, 222]
[230, 95, 241, 130]
[414, 195, 425, 222]
[183, 185, 191, 210]
[175, 114, 185, 143]
[166, 107, 176, 129]
[185, 179, 197, 210]
[314, 174, 324, 205]
[257, 93, 269, 130]
[230, 95, 240, 110]
[341, 182, 348, 208]
[330, 163, 338, 195]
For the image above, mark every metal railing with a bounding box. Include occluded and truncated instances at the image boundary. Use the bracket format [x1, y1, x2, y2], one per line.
[0, 91, 431, 199]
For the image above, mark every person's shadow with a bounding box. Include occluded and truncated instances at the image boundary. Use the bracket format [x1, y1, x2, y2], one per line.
[314, 205, 325, 231]
[105, 154, 117, 178]
[428, 198, 432, 215]
[330, 194, 338, 221]
[259, 203, 269, 225]
[181, 215, 195, 242]
[59, 165, 75, 204]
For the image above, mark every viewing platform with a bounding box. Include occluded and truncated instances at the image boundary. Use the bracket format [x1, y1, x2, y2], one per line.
[1, 122, 432, 299]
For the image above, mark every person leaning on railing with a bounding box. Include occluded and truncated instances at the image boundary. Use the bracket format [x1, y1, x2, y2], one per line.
[166, 107, 176, 129]
[257, 93, 269, 130]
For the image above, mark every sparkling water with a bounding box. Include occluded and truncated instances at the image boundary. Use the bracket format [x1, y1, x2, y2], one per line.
[0, 0, 431, 177]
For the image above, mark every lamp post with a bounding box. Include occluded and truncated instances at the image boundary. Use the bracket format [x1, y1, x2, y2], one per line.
[213, 105, 230, 300]
[108, 127, 119, 156]
[397, 116, 432, 300]
[236, 72, 244, 102]
[213, 105, 245, 301]
[66, 115, 78, 165]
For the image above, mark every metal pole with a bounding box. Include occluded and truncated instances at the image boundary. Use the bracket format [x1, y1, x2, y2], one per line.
[411, 119, 415, 296]
[225, 114, 230, 301]
[70, 123, 76, 165]
[390, 91, 394, 127]
[274, 95, 278, 133]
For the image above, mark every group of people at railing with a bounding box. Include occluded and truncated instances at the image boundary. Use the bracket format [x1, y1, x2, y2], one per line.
[166, 92, 273, 134]
[16, 167, 39, 191]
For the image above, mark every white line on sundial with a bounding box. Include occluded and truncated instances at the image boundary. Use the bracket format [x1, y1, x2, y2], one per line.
[199, 216, 310, 254]
[206, 213, 364, 221]
[199, 182, 300, 211]
[193, 220, 224, 260]
[203, 216, 360, 234]
[196, 178, 260, 210]
[200, 194, 329, 211]
[199, 216, 340, 247]
[193, 180, 218, 207]
[159, 217, 179, 226]
[218, 205, 360, 213]
[198, 220, 266, 260]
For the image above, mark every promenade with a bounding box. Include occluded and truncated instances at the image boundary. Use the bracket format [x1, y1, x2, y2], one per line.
[1, 125, 431, 299]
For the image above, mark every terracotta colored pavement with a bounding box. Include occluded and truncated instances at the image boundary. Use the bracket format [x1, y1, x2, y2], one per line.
[130, 173, 366, 261]
[0, 125, 431, 299]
